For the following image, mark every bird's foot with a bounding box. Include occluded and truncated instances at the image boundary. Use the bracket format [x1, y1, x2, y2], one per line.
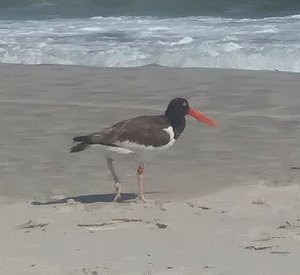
[113, 192, 122, 202]
[136, 195, 148, 203]
[113, 182, 122, 202]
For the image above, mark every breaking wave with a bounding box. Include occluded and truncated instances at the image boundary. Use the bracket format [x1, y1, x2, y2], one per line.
[1, 15, 300, 72]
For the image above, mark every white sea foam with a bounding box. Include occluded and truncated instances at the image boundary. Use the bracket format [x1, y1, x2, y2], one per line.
[223, 42, 243, 52]
[148, 26, 170, 31]
[80, 27, 104, 32]
[0, 15, 300, 72]
[170, 37, 194, 46]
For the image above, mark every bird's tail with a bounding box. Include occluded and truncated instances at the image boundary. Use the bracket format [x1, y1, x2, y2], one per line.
[70, 142, 89, 153]
[73, 135, 91, 143]
[70, 135, 92, 153]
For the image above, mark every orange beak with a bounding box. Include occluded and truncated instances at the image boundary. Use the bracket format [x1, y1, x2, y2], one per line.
[187, 108, 217, 127]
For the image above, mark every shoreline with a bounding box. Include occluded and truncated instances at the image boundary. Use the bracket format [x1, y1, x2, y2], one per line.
[2, 62, 300, 74]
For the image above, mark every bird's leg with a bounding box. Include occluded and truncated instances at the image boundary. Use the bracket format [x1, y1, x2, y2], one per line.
[137, 165, 146, 202]
[106, 158, 121, 202]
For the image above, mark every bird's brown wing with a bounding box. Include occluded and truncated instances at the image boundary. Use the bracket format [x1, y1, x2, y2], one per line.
[92, 115, 171, 148]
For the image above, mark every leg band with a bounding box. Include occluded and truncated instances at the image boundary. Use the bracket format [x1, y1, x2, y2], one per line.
[137, 166, 144, 175]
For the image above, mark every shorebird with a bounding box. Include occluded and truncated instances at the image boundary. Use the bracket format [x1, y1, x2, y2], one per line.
[70, 98, 217, 202]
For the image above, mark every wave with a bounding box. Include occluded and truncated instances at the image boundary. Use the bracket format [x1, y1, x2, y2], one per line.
[2, 44, 299, 72]
[1, 15, 300, 72]
[1, 0, 300, 19]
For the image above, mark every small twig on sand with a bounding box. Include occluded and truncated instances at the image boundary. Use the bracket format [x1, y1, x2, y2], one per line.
[78, 222, 116, 227]
[112, 218, 142, 222]
[203, 265, 215, 269]
[270, 251, 290, 255]
[198, 206, 211, 210]
[78, 219, 142, 227]
[252, 199, 265, 205]
[278, 221, 292, 229]
[253, 236, 285, 242]
[186, 202, 211, 210]
[244, 245, 273, 251]
[252, 237, 274, 242]
[18, 220, 49, 230]
[156, 223, 168, 229]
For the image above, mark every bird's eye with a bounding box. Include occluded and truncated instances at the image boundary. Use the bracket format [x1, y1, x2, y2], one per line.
[182, 101, 187, 106]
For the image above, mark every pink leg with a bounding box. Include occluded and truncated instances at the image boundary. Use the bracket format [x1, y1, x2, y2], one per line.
[137, 165, 146, 202]
[107, 158, 121, 202]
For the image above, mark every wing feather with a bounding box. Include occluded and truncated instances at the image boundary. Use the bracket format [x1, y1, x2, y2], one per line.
[98, 115, 171, 147]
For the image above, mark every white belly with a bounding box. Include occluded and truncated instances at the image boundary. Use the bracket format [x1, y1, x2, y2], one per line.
[114, 126, 176, 151]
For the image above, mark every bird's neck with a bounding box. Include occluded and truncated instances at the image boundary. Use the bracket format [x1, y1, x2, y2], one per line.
[166, 115, 186, 139]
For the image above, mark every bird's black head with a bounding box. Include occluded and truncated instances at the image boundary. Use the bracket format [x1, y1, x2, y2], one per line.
[165, 98, 190, 119]
[165, 97, 217, 137]
[164, 98, 189, 137]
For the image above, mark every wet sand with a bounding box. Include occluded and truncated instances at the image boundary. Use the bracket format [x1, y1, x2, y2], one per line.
[0, 64, 300, 274]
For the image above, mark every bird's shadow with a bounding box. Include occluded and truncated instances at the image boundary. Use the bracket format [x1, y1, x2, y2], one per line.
[31, 193, 137, 205]
[31, 191, 162, 206]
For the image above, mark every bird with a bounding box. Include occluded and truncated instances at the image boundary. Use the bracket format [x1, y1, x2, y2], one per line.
[70, 97, 217, 202]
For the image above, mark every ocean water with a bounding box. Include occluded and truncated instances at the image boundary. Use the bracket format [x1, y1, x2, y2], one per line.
[1, 0, 300, 72]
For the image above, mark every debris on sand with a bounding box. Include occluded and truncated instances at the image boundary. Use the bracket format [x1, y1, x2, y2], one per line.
[244, 245, 274, 251]
[277, 221, 292, 229]
[112, 218, 142, 223]
[252, 236, 285, 242]
[252, 199, 265, 205]
[270, 251, 290, 255]
[186, 201, 211, 210]
[203, 265, 215, 269]
[78, 218, 142, 228]
[156, 222, 168, 229]
[18, 220, 49, 230]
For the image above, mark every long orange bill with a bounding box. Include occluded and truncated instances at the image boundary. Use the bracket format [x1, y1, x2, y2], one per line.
[188, 108, 217, 127]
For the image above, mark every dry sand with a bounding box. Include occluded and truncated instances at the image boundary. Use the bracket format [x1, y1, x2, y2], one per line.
[0, 64, 300, 274]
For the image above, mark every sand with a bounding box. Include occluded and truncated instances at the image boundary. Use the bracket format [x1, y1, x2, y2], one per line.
[0, 64, 300, 274]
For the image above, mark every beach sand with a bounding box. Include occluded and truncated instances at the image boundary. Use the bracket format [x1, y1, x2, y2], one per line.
[0, 64, 300, 274]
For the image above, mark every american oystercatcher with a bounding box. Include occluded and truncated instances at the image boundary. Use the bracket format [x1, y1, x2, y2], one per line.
[70, 98, 217, 202]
